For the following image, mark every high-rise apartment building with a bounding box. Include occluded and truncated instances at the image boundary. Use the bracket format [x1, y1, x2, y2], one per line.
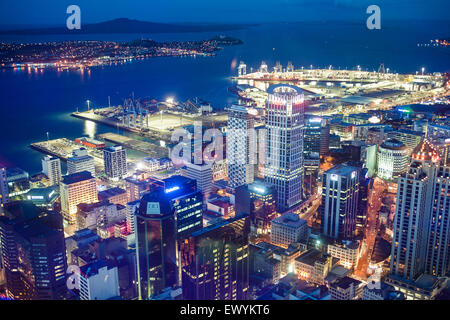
[265, 84, 305, 212]
[390, 140, 447, 280]
[103, 145, 127, 181]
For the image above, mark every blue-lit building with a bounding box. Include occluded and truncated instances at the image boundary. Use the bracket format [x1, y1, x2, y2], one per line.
[135, 175, 203, 299]
[25, 187, 58, 209]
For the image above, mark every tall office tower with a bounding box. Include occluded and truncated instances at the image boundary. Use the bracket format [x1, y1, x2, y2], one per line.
[103, 145, 127, 181]
[0, 202, 67, 300]
[235, 180, 277, 234]
[377, 139, 409, 181]
[181, 162, 213, 201]
[60, 171, 98, 224]
[304, 117, 323, 156]
[79, 260, 120, 300]
[135, 175, 203, 299]
[67, 148, 95, 176]
[42, 155, 62, 186]
[320, 164, 361, 240]
[180, 214, 250, 300]
[227, 104, 255, 189]
[265, 85, 305, 212]
[303, 117, 323, 176]
[0, 165, 9, 214]
[389, 140, 441, 281]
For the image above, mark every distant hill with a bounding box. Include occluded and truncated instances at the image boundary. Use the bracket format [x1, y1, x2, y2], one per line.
[0, 18, 253, 35]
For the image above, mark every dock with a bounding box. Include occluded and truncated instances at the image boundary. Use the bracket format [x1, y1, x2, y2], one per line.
[97, 132, 169, 158]
[30, 138, 105, 171]
[71, 108, 228, 143]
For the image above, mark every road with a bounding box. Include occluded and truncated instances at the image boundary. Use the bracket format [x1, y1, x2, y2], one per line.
[354, 177, 386, 279]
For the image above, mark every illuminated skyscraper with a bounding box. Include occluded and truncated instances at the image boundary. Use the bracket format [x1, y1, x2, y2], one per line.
[135, 176, 203, 299]
[227, 104, 255, 190]
[265, 85, 305, 212]
[390, 140, 450, 280]
[180, 214, 250, 300]
[320, 164, 361, 240]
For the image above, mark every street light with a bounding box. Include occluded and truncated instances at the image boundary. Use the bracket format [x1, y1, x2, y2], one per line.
[86, 99, 91, 111]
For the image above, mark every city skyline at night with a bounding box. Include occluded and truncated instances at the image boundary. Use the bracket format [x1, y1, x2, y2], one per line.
[0, 0, 449, 310]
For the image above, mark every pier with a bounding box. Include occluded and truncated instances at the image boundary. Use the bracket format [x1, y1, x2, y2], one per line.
[97, 132, 169, 158]
[30, 138, 105, 171]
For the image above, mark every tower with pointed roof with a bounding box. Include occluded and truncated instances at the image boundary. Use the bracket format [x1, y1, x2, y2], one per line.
[390, 139, 449, 280]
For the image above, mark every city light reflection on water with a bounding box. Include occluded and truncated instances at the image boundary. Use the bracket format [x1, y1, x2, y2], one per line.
[83, 120, 97, 139]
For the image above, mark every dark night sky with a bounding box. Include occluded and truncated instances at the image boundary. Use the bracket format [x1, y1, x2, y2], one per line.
[0, 0, 449, 26]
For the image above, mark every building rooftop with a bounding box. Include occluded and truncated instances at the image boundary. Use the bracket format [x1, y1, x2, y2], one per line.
[98, 187, 126, 199]
[272, 213, 307, 229]
[80, 259, 115, 278]
[77, 201, 113, 213]
[104, 145, 124, 152]
[191, 214, 248, 237]
[380, 138, 407, 150]
[325, 163, 359, 177]
[411, 139, 441, 163]
[267, 84, 304, 95]
[295, 248, 330, 266]
[331, 276, 362, 290]
[61, 171, 94, 185]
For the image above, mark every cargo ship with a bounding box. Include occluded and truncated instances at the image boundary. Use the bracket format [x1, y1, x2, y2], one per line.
[74, 137, 106, 149]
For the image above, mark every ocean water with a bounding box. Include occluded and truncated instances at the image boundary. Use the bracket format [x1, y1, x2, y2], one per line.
[0, 21, 449, 173]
